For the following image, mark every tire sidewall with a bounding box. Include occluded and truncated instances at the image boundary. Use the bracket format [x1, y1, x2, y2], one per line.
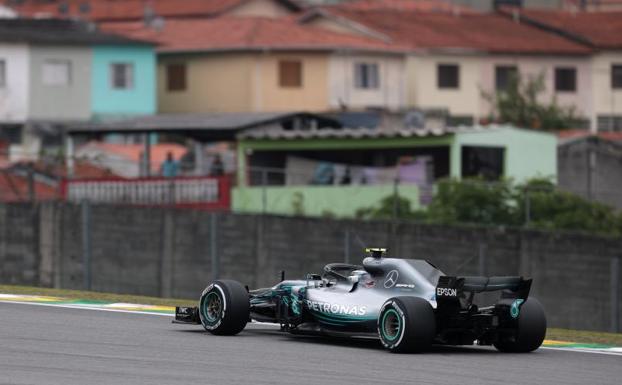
[199, 283, 227, 331]
[378, 300, 407, 350]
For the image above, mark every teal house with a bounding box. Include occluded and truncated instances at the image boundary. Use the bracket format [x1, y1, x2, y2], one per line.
[91, 44, 156, 119]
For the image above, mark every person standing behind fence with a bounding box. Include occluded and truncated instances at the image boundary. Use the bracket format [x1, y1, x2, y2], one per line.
[210, 154, 225, 177]
[161, 151, 179, 177]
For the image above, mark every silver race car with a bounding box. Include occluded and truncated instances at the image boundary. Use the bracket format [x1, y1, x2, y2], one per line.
[174, 248, 546, 353]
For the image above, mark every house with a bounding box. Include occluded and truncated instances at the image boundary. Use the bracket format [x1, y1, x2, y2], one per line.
[0, 18, 156, 161]
[102, 16, 408, 114]
[4, 0, 303, 21]
[301, 7, 594, 126]
[499, 8, 622, 132]
[233, 124, 557, 217]
[558, 134, 622, 209]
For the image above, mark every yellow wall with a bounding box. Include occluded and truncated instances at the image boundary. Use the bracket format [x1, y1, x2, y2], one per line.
[256, 52, 330, 112]
[158, 53, 254, 113]
[158, 52, 330, 113]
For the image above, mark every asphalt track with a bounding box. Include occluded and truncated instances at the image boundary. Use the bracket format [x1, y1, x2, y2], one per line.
[1, 302, 620, 385]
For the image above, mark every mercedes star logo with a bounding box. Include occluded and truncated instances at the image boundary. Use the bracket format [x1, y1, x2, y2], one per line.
[384, 270, 399, 288]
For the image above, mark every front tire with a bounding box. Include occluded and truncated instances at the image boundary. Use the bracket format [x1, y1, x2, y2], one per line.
[378, 297, 436, 353]
[494, 298, 546, 353]
[199, 280, 250, 335]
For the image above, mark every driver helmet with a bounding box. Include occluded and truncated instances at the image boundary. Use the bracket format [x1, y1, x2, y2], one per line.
[348, 269, 371, 284]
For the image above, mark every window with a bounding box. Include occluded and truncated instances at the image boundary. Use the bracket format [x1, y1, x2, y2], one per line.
[278, 60, 302, 88]
[0, 59, 6, 87]
[555, 67, 576, 92]
[42, 60, 71, 86]
[495, 65, 517, 91]
[110, 63, 133, 89]
[437, 64, 459, 89]
[166, 63, 186, 91]
[461, 146, 505, 180]
[0, 124, 22, 145]
[354, 62, 379, 89]
[612, 64, 622, 89]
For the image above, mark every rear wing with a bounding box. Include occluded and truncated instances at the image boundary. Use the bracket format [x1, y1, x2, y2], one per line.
[436, 276, 532, 309]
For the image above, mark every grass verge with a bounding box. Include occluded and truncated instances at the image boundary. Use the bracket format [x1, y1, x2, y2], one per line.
[0, 285, 196, 308]
[1, 285, 621, 346]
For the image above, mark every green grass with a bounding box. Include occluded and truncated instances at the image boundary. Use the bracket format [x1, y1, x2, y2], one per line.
[1, 284, 621, 346]
[0, 285, 196, 308]
[546, 328, 622, 347]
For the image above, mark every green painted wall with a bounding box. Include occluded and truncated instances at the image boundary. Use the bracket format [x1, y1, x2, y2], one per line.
[451, 126, 557, 182]
[232, 185, 420, 218]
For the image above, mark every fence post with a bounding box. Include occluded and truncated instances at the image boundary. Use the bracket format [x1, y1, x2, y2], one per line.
[210, 213, 219, 282]
[261, 168, 268, 215]
[80, 199, 92, 291]
[524, 189, 531, 227]
[611, 256, 620, 333]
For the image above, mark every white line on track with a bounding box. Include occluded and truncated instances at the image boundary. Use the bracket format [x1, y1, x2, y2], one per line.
[2, 300, 620, 356]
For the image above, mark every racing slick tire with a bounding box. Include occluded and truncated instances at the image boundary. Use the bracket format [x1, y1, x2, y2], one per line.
[199, 280, 250, 336]
[378, 297, 436, 353]
[494, 298, 546, 353]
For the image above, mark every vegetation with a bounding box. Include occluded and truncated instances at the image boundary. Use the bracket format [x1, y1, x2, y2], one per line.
[482, 72, 580, 130]
[0, 284, 195, 307]
[358, 178, 622, 236]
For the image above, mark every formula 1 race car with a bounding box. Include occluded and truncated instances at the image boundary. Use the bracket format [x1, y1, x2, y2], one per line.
[174, 248, 546, 353]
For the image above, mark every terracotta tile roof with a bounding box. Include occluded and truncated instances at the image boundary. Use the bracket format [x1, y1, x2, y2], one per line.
[317, 9, 592, 54]
[12, 160, 122, 179]
[0, 170, 59, 202]
[78, 141, 188, 174]
[501, 9, 622, 49]
[5, 0, 301, 22]
[101, 16, 403, 53]
[330, 0, 474, 13]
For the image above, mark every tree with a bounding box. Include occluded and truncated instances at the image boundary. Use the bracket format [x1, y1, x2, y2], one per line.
[483, 72, 579, 130]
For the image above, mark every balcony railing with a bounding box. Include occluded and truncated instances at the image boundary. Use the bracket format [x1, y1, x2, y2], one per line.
[61, 176, 231, 210]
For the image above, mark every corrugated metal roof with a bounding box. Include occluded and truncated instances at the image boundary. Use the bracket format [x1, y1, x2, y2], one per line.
[238, 125, 502, 140]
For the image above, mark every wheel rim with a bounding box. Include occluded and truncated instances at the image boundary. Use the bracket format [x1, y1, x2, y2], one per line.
[381, 309, 401, 342]
[203, 292, 222, 323]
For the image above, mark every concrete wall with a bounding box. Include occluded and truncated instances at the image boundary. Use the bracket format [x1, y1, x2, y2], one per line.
[0, 202, 620, 332]
[0, 43, 29, 122]
[28, 46, 91, 120]
[91, 45, 156, 118]
[558, 137, 622, 209]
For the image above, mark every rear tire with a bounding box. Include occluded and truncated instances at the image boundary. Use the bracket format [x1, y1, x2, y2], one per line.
[199, 280, 250, 335]
[378, 297, 436, 353]
[494, 298, 546, 353]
